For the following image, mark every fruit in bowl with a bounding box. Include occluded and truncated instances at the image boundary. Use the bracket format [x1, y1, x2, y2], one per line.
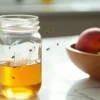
[75, 27, 100, 54]
[67, 27, 100, 80]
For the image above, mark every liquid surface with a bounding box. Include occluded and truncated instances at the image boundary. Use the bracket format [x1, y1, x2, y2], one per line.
[0, 60, 41, 99]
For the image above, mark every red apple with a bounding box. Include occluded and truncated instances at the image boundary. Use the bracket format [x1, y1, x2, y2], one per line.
[75, 27, 100, 54]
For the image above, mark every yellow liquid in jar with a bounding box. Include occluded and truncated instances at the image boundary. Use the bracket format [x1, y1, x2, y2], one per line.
[0, 60, 41, 99]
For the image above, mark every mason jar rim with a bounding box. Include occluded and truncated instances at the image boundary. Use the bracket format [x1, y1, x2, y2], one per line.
[0, 14, 40, 33]
[0, 14, 39, 20]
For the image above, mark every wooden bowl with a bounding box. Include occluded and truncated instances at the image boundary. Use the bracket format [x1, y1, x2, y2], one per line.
[67, 43, 100, 80]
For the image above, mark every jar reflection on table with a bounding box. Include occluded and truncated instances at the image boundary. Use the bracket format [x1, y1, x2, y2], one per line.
[0, 15, 42, 99]
[0, 95, 40, 100]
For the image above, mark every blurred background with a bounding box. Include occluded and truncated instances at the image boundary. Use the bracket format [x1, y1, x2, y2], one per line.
[0, 0, 100, 37]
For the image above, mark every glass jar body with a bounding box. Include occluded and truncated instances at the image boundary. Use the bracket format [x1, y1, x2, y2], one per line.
[0, 15, 42, 99]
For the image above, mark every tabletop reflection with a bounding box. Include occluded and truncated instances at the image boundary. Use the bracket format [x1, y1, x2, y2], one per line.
[0, 95, 40, 100]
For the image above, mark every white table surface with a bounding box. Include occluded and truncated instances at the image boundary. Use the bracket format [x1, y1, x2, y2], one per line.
[1, 35, 100, 100]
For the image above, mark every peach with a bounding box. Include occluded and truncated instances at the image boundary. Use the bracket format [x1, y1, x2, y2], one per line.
[75, 27, 100, 54]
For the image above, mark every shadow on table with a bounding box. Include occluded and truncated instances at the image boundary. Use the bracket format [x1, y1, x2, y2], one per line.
[0, 95, 40, 100]
[67, 78, 100, 100]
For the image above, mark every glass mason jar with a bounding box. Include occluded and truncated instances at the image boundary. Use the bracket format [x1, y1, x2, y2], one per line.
[0, 15, 42, 99]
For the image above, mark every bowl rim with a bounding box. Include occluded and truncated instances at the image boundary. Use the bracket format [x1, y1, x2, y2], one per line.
[67, 43, 100, 57]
